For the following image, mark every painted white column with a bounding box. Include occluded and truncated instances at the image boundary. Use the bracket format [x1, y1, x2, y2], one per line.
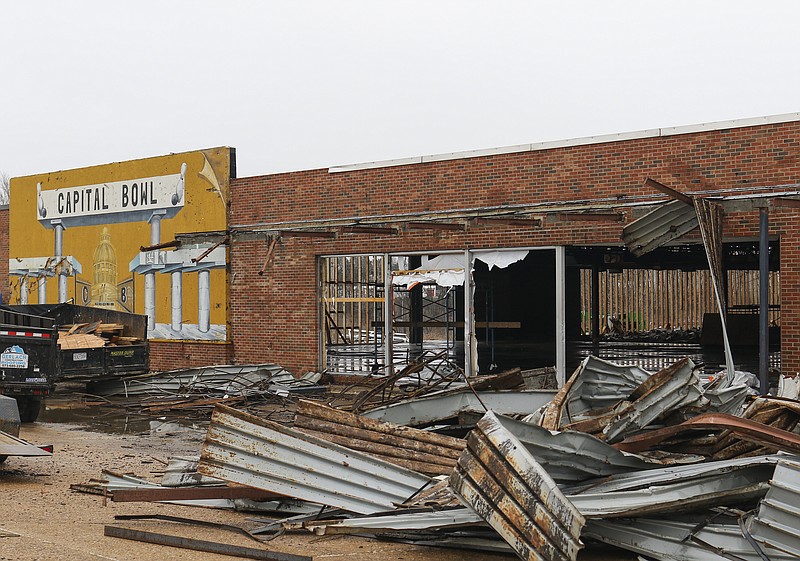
[144, 273, 156, 330]
[198, 269, 210, 333]
[555, 246, 566, 387]
[37, 276, 47, 304]
[383, 254, 393, 375]
[20, 279, 29, 305]
[150, 214, 162, 246]
[171, 271, 182, 331]
[54, 221, 67, 303]
[144, 272, 156, 330]
[145, 212, 164, 331]
[464, 249, 475, 377]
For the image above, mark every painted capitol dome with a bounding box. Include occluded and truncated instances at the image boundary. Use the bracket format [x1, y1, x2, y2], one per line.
[91, 227, 118, 309]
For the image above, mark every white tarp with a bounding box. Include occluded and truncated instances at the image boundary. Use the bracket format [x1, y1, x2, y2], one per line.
[474, 249, 529, 270]
[391, 254, 465, 287]
[391, 250, 530, 288]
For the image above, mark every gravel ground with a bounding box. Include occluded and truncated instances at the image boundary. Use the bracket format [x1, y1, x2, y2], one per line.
[0, 407, 635, 561]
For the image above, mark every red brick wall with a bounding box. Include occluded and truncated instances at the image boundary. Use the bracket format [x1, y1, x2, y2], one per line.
[0, 207, 7, 305]
[149, 341, 233, 372]
[779, 213, 800, 376]
[230, 122, 800, 374]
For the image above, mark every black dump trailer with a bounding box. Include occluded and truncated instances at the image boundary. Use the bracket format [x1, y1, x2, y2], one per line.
[0, 308, 59, 422]
[8, 303, 149, 383]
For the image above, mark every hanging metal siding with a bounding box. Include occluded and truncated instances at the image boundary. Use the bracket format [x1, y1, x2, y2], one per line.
[622, 200, 698, 257]
[449, 410, 585, 561]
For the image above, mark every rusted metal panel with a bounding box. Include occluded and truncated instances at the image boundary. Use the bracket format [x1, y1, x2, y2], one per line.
[449, 411, 584, 561]
[402, 478, 463, 508]
[622, 199, 698, 257]
[110, 486, 284, 503]
[198, 405, 432, 514]
[614, 412, 800, 456]
[713, 398, 800, 460]
[293, 399, 465, 476]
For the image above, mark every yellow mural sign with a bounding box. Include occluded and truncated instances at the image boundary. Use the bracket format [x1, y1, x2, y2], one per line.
[9, 147, 232, 341]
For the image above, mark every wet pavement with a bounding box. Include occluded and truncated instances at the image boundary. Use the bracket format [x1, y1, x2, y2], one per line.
[39, 396, 208, 436]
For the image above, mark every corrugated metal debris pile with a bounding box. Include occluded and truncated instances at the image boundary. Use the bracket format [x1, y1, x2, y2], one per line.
[86, 355, 800, 561]
[83, 364, 325, 418]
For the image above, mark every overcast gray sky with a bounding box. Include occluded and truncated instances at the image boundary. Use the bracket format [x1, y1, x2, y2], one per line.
[2, 1, 798, 179]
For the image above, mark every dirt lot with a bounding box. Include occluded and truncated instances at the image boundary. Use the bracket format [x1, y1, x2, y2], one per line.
[0, 405, 635, 561]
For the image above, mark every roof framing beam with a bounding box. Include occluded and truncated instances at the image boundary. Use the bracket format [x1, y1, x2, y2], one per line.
[643, 178, 694, 206]
[404, 221, 465, 231]
[555, 212, 624, 222]
[339, 225, 398, 235]
[471, 217, 542, 227]
[278, 230, 337, 238]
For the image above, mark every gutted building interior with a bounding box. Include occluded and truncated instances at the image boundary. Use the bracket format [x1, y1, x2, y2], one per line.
[319, 237, 780, 387]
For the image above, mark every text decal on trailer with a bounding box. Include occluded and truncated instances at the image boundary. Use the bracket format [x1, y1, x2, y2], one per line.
[1, 345, 29, 369]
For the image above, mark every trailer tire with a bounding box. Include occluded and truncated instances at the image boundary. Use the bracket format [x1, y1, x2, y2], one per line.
[16, 397, 42, 423]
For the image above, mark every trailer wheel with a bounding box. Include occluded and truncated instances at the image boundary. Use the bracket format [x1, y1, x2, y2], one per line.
[16, 397, 42, 423]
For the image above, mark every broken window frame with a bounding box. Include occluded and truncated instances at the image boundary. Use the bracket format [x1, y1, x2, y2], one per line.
[318, 246, 567, 385]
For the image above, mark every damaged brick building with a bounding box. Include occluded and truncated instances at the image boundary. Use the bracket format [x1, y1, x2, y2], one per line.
[3, 113, 799, 382]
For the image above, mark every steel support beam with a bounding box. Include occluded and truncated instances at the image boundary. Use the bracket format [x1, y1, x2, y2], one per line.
[759, 208, 770, 395]
[591, 260, 600, 350]
[556, 246, 566, 386]
[464, 249, 474, 377]
[383, 253, 393, 375]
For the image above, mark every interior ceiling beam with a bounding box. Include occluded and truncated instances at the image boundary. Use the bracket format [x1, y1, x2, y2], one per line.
[471, 217, 542, 227]
[555, 212, 623, 222]
[771, 198, 800, 209]
[404, 221, 465, 231]
[643, 177, 694, 206]
[339, 225, 398, 235]
[278, 230, 337, 238]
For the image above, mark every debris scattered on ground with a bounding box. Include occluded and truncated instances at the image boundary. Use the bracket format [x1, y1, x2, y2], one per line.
[55, 353, 800, 560]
